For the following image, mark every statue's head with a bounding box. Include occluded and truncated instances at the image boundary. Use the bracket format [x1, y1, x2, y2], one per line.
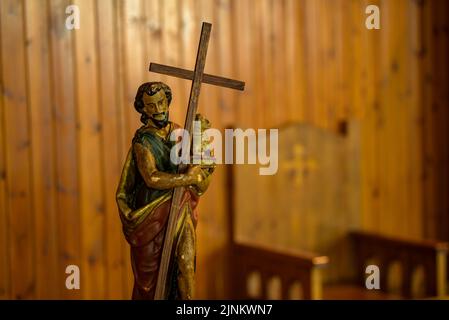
[134, 82, 172, 128]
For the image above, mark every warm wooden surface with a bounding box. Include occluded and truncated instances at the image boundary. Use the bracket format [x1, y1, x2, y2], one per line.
[350, 231, 448, 298]
[231, 242, 329, 299]
[0, 0, 448, 299]
[234, 121, 361, 284]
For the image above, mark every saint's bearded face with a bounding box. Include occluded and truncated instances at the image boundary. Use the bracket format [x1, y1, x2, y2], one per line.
[142, 90, 169, 128]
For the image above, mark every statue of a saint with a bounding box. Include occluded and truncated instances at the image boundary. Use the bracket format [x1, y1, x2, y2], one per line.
[116, 82, 214, 300]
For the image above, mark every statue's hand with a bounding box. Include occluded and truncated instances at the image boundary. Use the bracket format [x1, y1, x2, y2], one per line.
[186, 165, 206, 186]
[201, 164, 216, 176]
[188, 165, 213, 195]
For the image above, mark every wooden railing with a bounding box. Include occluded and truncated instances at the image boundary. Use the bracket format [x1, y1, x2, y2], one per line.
[351, 231, 449, 298]
[230, 243, 329, 299]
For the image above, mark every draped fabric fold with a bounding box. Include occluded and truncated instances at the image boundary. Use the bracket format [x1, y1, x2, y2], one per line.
[116, 127, 200, 299]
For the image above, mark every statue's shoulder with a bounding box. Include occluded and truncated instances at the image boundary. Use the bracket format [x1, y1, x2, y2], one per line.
[132, 126, 157, 145]
[132, 122, 181, 146]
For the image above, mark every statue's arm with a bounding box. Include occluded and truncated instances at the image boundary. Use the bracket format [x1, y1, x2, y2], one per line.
[133, 142, 204, 190]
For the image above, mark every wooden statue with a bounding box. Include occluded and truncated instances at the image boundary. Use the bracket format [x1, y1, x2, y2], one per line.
[116, 22, 244, 300]
[116, 82, 213, 299]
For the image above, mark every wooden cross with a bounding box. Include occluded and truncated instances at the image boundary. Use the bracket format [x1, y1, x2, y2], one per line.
[282, 144, 318, 187]
[149, 22, 245, 300]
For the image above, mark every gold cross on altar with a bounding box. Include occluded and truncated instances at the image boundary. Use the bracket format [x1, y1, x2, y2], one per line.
[282, 144, 318, 187]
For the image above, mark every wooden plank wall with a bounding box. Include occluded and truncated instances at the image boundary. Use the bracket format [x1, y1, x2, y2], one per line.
[0, 0, 448, 299]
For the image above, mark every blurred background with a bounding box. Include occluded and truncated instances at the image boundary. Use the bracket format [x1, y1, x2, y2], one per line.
[0, 0, 448, 299]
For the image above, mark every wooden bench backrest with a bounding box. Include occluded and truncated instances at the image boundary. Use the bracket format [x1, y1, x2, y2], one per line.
[231, 242, 328, 299]
[351, 231, 448, 298]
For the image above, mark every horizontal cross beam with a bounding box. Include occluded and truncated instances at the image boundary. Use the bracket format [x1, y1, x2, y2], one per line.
[149, 62, 245, 91]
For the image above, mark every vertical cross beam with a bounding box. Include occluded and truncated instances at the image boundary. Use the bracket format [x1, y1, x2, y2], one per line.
[154, 22, 212, 300]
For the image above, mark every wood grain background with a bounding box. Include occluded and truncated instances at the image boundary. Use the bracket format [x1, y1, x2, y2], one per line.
[0, 0, 448, 299]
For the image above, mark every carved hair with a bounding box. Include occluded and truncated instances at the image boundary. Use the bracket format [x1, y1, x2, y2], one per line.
[134, 82, 172, 124]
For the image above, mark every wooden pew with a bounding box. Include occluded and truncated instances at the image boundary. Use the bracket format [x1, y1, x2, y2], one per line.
[230, 242, 328, 299]
[226, 122, 449, 299]
[230, 231, 448, 300]
[226, 154, 330, 300]
[323, 231, 449, 299]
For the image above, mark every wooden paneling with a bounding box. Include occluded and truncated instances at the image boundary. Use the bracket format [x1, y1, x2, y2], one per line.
[0, 0, 448, 299]
[96, 0, 127, 300]
[73, 0, 105, 299]
[1, 0, 35, 299]
[0, 0, 10, 300]
[48, 0, 81, 299]
[25, 0, 58, 299]
[423, 0, 449, 241]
